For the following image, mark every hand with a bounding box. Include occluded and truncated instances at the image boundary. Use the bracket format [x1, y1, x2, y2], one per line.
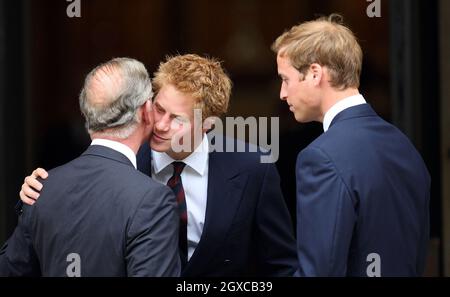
[19, 168, 48, 205]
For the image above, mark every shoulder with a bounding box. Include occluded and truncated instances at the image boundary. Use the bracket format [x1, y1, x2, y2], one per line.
[297, 145, 334, 169]
[48, 154, 167, 198]
[210, 136, 277, 172]
[118, 165, 170, 195]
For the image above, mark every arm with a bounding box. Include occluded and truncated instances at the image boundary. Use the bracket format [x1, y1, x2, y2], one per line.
[125, 186, 181, 277]
[255, 163, 298, 276]
[296, 146, 356, 276]
[19, 168, 48, 206]
[0, 205, 41, 276]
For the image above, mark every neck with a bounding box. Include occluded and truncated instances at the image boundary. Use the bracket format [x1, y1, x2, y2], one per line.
[167, 150, 193, 160]
[91, 133, 144, 155]
[319, 87, 360, 122]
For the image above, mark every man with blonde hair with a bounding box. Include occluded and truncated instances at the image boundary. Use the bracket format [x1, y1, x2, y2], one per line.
[19, 54, 298, 276]
[137, 54, 297, 276]
[272, 14, 430, 276]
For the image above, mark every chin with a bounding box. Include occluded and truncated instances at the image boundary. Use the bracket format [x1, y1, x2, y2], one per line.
[294, 114, 305, 123]
[294, 115, 311, 123]
[149, 139, 168, 152]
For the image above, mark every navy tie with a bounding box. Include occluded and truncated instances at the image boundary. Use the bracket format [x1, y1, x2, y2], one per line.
[167, 162, 188, 267]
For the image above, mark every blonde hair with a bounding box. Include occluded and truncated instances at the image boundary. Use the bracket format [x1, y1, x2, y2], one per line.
[272, 14, 362, 90]
[153, 54, 232, 119]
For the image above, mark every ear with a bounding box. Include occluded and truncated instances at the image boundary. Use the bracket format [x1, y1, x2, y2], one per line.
[309, 63, 323, 86]
[141, 100, 153, 126]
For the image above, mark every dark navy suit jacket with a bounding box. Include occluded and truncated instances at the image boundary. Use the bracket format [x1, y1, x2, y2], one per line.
[137, 137, 298, 276]
[296, 104, 430, 276]
[0, 145, 181, 276]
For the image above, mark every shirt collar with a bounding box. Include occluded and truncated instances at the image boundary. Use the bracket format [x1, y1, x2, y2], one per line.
[323, 94, 367, 132]
[152, 134, 209, 176]
[91, 138, 137, 169]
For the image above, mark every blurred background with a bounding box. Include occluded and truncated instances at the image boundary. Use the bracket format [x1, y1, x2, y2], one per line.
[0, 0, 448, 276]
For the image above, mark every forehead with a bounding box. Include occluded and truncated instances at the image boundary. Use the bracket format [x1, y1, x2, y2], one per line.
[154, 84, 195, 116]
[277, 55, 300, 77]
[276, 54, 297, 74]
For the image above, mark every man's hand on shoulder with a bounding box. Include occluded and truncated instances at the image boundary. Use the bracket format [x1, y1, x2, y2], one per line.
[19, 168, 48, 206]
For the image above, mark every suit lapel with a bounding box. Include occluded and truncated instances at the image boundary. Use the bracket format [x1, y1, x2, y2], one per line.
[183, 150, 248, 275]
[136, 140, 249, 275]
[136, 142, 152, 176]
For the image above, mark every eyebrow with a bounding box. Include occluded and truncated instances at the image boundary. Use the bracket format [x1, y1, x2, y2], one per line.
[154, 101, 186, 119]
[154, 101, 165, 112]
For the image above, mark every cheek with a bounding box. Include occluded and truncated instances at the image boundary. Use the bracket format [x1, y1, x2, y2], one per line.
[288, 85, 303, 105]
[170, 123, 192, 141]
[153, 109, 162, 121]
[184, 121, 198, 138]
[169, 120, 184, 132]
[288, 80, 301, 94]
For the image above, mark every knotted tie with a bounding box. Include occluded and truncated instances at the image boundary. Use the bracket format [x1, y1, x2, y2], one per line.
[167, 162, 188, 267]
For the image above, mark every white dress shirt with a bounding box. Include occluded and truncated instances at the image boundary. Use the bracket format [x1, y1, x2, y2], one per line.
[91, 138, 137, 169]
[322, 94, 367, 132]
[151, 135, 209, 260]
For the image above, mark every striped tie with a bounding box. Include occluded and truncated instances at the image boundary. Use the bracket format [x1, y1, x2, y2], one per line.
[167, 162, 188, 267]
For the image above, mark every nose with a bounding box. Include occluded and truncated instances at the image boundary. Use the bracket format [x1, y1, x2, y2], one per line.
[155, 113, 171, 132]
[280, 84, 287, 101]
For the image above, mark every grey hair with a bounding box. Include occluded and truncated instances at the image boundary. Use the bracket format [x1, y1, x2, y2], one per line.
[79, 57, 153, 139]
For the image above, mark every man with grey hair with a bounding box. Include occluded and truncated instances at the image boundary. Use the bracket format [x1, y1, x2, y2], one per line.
[0, 57, 181, 276]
